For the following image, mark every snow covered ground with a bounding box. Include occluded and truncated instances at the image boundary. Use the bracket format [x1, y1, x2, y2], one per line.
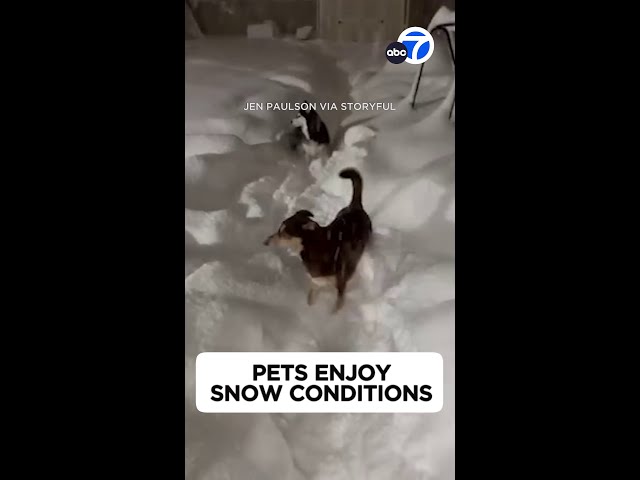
[186, 16, 455, 480]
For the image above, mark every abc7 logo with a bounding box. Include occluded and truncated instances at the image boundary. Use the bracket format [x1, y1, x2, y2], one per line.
[385, 42, 407, 64]
[386, 27, 435, 65]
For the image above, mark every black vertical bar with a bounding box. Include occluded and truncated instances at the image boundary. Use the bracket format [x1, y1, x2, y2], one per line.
[411, 62, 425, 109]
[412, 23, 455, 117]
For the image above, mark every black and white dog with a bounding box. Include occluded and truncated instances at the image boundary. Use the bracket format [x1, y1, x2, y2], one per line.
[287, 102, 330, 158]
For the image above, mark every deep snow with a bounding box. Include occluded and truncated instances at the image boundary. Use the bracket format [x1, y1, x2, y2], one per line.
[186, 13, 455, 479]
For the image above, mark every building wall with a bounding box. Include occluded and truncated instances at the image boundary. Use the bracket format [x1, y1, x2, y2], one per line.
[318, 0, 405, 43]
[192, 0, 454, 39]
[407, 0, 455, 28]
[317, 0, 453, 43]
[194, 0, 317, 36]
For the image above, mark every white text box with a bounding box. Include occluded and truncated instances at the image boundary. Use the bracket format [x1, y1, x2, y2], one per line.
[195, 352, 443, 413]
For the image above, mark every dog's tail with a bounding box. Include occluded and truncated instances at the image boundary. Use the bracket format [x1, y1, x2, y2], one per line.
[339, 168, 364, 207]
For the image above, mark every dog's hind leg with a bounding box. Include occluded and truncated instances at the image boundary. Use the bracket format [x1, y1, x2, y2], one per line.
[333, 281, 345, 313]
[332, 260, 348, 314]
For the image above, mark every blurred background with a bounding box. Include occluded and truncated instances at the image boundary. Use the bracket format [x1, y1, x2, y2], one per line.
[186, 0, 455, 40]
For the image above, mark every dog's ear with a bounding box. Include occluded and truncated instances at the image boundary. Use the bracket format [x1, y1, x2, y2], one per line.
[296, 210, 314, 218]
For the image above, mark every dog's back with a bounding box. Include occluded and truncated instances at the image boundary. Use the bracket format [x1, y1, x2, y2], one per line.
[326, 168, 372, 279]
[330, 168, 371, 240]
[304, 109, 330, 145]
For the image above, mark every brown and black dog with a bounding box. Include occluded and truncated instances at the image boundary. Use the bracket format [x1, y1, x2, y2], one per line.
[264, 168, 372, 313]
